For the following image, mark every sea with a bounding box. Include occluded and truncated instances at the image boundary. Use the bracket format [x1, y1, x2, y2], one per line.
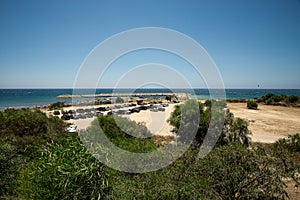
[0, 88, 300, 110]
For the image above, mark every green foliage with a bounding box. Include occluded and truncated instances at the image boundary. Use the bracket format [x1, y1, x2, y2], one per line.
[220, 110, 251, 146]
[0, 109, 68, 198]
[18, 134, 110, 200]
[0, 109, 67, 149]
[165, 95, 172, 101]
[196, 143, 288, 199]
[261, 93, 299, 105]
[247, 100, 258, 109]
[95, 115, 156, 153]
[48, 101, 66, 110]
[288, 95, 299, 103]
[169, 100, 251, 146]
[108, 143, 290, 199]
[0, 137, 21, 198]
[273, 134, 300, 153]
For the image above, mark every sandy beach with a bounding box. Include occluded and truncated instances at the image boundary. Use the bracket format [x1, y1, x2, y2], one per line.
[227, 103, 300, 143]
[47, 103, 179, 136]
[46, 101, 300, 144]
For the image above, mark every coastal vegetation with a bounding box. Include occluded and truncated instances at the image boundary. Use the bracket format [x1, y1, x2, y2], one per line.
[48, 101, 68, 110]
[0, 102, 299, 199]
[259, 93, 299, 105]
[247, 100, 258, 109]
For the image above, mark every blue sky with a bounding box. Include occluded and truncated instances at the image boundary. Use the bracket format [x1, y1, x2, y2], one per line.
[0, 0, 299, 89]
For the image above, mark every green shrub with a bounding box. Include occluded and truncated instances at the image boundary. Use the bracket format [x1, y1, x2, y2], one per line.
[168, 100, 251, 146]
[95, 115, 156, 153]
[196, 143, 288, 199]
[288, 95, 299, 103]
[247, 100, 258, 109]
[0, 137, 21, 198]
[18, 134, 110, 200]
[48, 101, 66, 110]
[0, 109, 67, 149]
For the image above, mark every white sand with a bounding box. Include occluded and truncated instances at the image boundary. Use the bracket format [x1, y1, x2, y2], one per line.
[45, 103, 179, 136]
[227, 103, 300, 143]
[129, 103, 178, 136]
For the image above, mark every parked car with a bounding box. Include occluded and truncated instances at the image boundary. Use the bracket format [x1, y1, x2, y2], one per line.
[61, 114, 71, 120]
[53, 110, 60, 115]
[67, 124, 77, 133]
[129, 108, 140, 113]
[97, 107, 107, 111]
[150, 108, 158, 112]
[158, 107, 165, 112]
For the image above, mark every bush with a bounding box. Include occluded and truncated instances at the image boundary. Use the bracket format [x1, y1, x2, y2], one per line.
[0, 137, 21, 198]
[288, 95, 299, 103]
[48, 101, 67, 110]
[0, 109, 67, 148]
[18, 134, 110, 199]
[196, 143, 288, 199]
[247, 100, 258, 109]
[168, 100, 251, 146]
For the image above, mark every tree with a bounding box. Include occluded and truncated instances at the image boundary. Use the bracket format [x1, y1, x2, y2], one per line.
[165, 95, 172, 101]
[168, 100, 251, 147]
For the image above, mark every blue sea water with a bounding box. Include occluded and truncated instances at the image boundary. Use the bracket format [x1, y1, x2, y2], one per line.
[0, 88, 300, 110]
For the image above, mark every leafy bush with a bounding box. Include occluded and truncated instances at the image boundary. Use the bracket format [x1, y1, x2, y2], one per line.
[108, 143, 289, 199]
[273, 134, 300, 153]
[0, 109, 66, 148]
[168, 100, 251, 146]
[196, 143, 288, 199]
[18, 134, 110, 200]
[288, 95, 299, 103]
[247, 100, 258, 109]
[95, 115, 156, 153]
[261, 93, 299, 105]
[48, 101, 67, 110]
[0, 137, 21, 198]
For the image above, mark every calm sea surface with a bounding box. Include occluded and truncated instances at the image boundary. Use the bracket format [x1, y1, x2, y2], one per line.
[0, 89, 300, 110]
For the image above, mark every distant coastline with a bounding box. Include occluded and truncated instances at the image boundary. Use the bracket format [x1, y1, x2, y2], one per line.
[0, 88, 300, 110]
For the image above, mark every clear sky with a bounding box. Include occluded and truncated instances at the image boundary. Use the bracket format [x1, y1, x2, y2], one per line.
[0, 0, 299, 89]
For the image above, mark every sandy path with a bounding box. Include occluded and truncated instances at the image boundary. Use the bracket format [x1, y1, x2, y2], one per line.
[227, 103, 300, 143]
[129, 103, 178, 136]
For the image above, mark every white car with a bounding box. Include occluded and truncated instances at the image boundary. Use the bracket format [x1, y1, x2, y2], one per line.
[67, 125, 77, 133]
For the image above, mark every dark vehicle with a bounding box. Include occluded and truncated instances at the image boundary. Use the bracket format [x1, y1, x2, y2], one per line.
[53, 110, 60, 115]
[62, 110, 69, 115]
[61, 114, 70, 120]
[72, 114, 79, 120]
[68, 110, 76, 114]
[97, 107, 107, 111]
[78, 114, 86, 119]
[129, 108, 140, 113]
[138, 106, 148, 110]
[130, 103, 137, 106]
[158, 107, 165, 112]
[95, 111, 103, 116]
[86, 113, 93, 118]
[76, 108, 84, 113]
[116, 110, 127, 115]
